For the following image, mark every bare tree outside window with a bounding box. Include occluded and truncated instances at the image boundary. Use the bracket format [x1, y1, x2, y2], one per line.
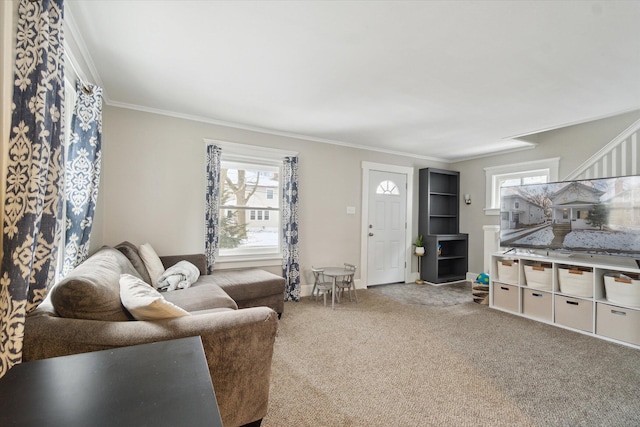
[218, 161, 281, 254]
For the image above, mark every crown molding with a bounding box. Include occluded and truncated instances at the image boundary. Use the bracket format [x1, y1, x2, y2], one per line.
[108, 100, 454, 163]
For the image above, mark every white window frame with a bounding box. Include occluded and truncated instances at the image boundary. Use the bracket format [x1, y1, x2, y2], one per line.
[484, 158, 559, 216]
[54, 74, 78, 281]
[205, 139, 297, 269]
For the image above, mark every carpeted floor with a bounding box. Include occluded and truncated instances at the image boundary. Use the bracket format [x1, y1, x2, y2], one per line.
[263, 284, 640, 426]
[370, 281, 473, 307]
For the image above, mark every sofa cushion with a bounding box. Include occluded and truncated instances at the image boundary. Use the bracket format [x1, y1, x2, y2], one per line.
[163, 282, 238, 312]
[115, 241, 152, 284]
[119, 274, 190, 320]
[208, 269, 285, 302]
[50, 247, 140, 321]
[139, 243, 165, 286]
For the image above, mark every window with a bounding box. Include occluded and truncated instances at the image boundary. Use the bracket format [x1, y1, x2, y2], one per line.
[219, 160, 280, 257]
[206, 139, 297, 264]
[485, 158, 559, 215]
[55, 74, 78, 280]
[248, 209, 271, 221]
[376, 180, 400, 195]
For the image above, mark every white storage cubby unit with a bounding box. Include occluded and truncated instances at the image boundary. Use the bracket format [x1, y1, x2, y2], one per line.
[490, 252, 640, 349]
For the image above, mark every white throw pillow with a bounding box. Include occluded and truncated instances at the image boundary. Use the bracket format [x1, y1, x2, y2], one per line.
[119, 274, 190, 320]
[139, 243, 165, 286]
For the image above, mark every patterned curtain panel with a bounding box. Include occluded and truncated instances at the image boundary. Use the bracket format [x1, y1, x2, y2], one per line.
[0, 0, 65, 377]
[205, 144, 221, 273]
[62, 82, 103, 276]
[282, 156, 300, 301]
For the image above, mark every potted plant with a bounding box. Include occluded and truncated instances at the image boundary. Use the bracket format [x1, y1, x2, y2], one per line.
[413, 235, 425, 255]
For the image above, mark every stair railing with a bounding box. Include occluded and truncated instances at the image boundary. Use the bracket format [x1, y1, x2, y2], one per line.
[564, 117, 640, 180]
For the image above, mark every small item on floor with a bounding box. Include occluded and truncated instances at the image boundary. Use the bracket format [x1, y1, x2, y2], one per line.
[472, 273, 490, 305]
[476, 272, 490, 284]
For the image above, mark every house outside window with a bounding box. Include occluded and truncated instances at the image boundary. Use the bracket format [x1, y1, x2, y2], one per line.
[219, 159, 280, 257]
[205, 139, 297, 266]
[485, 158, 559, 215]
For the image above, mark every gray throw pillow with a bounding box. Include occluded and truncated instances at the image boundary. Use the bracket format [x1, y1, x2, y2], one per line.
[115, 241, 152, 284]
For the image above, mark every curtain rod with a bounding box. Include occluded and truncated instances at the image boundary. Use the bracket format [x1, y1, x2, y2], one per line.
[63, 50, 93, 95]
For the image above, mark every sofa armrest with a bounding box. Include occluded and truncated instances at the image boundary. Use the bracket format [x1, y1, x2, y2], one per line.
[160, 253, 207, 275]
[24, 307, 278, 427]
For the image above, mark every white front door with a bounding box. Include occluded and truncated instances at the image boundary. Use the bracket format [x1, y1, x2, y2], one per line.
[367, 170, 407, 286]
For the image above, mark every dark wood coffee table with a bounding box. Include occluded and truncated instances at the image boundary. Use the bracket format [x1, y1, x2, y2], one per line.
[0, 336, 222, 427]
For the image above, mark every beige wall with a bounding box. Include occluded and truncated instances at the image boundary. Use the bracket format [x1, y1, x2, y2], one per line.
[99, 106, 446, 282]
[453, 109, 640, 275]
[100, 106, 640, 284]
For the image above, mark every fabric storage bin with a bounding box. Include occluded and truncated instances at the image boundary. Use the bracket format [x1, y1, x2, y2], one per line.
[604, 273, 640, 307]
[522, 288, 552, 321]
[524, 263, 552, 290]
[497, 259, 518, 283]
[596, 303, 640, 346]
[554, 295, 593, 332]
[493, 283, 519, 312]
[558, 266, 593, 297]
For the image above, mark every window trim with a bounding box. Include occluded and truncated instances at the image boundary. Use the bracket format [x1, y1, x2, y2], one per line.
[484, 157, 559, 216]
[205, 139, 297, 267]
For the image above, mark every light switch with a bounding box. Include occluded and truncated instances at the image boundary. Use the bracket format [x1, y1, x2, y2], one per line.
[346, 206, 356, 215]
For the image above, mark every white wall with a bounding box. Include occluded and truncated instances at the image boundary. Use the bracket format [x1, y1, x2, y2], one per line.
[453, 109, 640, 274]
[98, 105, 446, 283]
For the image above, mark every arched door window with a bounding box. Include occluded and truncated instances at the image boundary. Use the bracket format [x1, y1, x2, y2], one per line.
[376, 180, 400, 195]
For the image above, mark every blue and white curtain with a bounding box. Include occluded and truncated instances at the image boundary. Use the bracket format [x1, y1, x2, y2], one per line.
[62, 82, 103, 275]
[205, 144, 222, 273]
[0, 0, 65, 377]
[282, 156, 300, 301]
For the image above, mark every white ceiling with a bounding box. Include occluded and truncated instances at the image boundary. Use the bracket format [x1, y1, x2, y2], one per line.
[65, 1, 640, 162]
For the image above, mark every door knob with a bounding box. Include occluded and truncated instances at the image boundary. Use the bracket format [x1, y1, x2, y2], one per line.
[369, 232, 374, 236]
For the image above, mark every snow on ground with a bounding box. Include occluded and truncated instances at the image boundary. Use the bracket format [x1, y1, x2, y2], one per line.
[564, 230, 640, 251]
[513, 228, 555, 246]
[245, 228, 279, 246]
[501, 223, 549, 240]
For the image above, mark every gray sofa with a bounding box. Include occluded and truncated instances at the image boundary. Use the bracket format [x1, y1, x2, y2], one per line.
[23, 243, 286, 427]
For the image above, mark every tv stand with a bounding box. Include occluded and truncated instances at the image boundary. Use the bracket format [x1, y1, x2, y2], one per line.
[490, 252, 640, 349]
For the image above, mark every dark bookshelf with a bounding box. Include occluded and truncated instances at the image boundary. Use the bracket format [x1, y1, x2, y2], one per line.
[418, 168, 469, 283]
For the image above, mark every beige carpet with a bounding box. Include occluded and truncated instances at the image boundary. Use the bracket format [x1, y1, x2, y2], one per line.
[263, 288, 640, 426]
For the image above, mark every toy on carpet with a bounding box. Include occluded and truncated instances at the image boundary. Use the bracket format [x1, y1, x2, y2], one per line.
[475, 272, 489, 285]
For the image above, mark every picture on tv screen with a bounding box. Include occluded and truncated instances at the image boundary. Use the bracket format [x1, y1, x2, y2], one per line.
[499, 175, 640, 258]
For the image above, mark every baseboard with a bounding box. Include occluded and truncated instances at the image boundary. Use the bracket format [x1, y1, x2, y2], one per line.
[300, 280, 363, 298]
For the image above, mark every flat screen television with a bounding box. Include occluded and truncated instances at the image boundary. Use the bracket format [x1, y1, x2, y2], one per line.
[499, 174, 640, 260]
